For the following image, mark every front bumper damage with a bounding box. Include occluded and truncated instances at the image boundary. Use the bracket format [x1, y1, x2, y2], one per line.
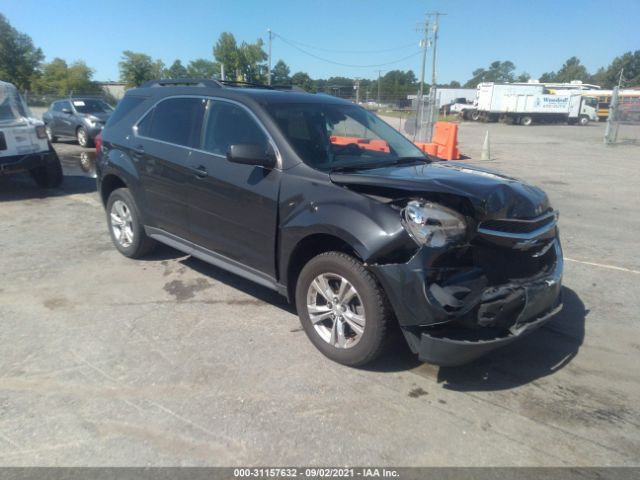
[370, 239, 563, 366]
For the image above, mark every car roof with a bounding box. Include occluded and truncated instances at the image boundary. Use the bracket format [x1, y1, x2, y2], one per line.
[128, 80, 353, 107]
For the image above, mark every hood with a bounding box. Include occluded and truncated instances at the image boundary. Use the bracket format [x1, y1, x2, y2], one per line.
[86, 112, 111, 122]
[330, 161, 550, 220]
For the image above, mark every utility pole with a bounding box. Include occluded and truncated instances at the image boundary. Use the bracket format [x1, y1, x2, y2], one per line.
[416, 16, 430, 142]
[418, 17, 429, 102]
[376, 70, 384, 105]
[267, 29, 273, 85]
[354, 78, 361, 104]
[426, 12, 446, 140]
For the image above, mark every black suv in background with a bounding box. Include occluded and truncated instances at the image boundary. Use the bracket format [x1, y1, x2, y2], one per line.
[97, 79, 563, 367]
[43, 98, 113, 147]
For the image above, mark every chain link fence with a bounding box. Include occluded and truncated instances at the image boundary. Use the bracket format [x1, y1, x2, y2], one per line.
[604, 87, 640, 145]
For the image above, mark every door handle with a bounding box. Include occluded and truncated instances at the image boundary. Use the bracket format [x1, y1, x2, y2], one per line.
[133, 145, 145, 156]
[190, 165, 208, 178]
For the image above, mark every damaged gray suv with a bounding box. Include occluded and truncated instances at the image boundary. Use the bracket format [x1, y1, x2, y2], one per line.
[97, 79, 563, 367]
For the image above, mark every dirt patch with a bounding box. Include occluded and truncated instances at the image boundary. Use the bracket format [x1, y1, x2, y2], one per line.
[163, 278, 211, 302]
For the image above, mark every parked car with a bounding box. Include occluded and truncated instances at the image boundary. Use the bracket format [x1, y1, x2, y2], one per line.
[97, 79, 563, 367]
[42, 98, 113, 147]
[0, 80, 63, 187]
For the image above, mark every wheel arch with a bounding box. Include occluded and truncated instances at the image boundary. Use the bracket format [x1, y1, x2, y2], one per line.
[99, 173, 128, 207]
[284, 233, 362, 302]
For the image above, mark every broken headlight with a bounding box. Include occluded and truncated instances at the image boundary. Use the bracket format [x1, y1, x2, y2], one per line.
[401, 200, 466, 247]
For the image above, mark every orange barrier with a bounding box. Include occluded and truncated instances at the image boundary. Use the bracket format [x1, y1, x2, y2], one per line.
[432, 122, 460, 160]
[330, 135, 390, 153]
[414, 142, 438, 156]
[413, 122, 460, 160]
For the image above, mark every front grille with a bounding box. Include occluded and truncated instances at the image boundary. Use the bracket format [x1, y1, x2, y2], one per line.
[473, 243, 556, 283]
[478, 211, 557, 237]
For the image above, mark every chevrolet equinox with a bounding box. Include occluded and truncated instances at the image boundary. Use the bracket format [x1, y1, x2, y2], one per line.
[97, 79, 563, 367]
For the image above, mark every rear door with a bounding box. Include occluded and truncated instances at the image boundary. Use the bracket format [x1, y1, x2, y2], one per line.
[188, 99, 281, 278]
[133, 96, 207, 239]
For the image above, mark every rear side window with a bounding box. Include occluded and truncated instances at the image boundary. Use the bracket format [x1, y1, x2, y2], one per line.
[106, 95, 145, 128]
[138, 97, 207, 148]
[202, 101, 267, 156]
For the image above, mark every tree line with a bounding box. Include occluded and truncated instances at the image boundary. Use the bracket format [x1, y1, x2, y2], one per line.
[1, 13, 638, 103]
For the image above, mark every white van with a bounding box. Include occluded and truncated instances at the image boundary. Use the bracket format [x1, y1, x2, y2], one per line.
[0, 80, 62, 187]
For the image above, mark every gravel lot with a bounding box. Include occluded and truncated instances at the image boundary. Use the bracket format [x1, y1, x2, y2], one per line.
[0, 122, 639, 466]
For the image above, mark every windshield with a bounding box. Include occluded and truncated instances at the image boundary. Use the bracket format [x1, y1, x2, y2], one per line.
[72, 99, 113, 114]
[0, 82, 31, 123]
[266, 102, 425, 171]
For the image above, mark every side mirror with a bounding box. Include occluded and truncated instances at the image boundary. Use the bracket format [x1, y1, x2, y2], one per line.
[62, 108, 72, 114]
[227, 144, 276, 168]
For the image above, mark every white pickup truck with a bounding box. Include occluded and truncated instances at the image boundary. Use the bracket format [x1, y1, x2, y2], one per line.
[0, 80, 62, 187]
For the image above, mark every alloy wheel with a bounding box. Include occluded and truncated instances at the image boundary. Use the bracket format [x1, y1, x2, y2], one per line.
[110, 200, 134, 248]
[306, 273, 366, 349]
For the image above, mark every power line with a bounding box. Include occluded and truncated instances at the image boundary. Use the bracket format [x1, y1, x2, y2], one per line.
[273, 33, 422, 69]
[273, 33, 418, 54]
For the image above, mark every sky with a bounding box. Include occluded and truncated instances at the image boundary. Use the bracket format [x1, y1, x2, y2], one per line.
[3, 0, 639, 84]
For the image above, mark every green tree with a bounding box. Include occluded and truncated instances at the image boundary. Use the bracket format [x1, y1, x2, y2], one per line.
[271, 59, 290, 84]
[0, 14, 44, 90]
[368, 70, 420, 106]
[238, 38, 267, 82]
[556, 57, 589, 83]
[516, 72, 531, 82]
[213, 32, 239, 78]
[35, 58, 100, 94]
[165, 59, 188, 79]
[119, 51, 164, 87]
[464, 60, 516, 87]
[597, 50, 640, 88]
[291, 71, 313, 91]
[213, 32, 267, 82]
[186, 58, 220, 78]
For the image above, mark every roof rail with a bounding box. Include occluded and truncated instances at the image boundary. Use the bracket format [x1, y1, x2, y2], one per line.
[140, 78, 223, 88]
[218, 81, 307, 92]
[139, 78, 310, 93]
[218, 80, 273, 89]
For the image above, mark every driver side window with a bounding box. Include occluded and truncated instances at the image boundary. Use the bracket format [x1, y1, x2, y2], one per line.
[203, 101, 267, 156]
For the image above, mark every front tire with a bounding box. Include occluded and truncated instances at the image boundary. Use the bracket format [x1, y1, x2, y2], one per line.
[520, 115, 533, 126]
[295, 252, 392, 366]
[106, 188, 156, 258]
[77, 126, 93, 148]
[578, 115, 589, 126]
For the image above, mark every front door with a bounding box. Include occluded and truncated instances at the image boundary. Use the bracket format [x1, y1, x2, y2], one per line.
[188, 99, 281, 279]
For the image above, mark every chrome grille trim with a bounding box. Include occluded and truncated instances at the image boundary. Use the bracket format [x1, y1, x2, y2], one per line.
[478, 211, 558, 240]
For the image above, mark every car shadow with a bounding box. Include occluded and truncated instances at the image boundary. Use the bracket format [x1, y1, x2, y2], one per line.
[364, 286, 586, 387]
[0, 172, 96, 202]
[178, 255, 295, 314]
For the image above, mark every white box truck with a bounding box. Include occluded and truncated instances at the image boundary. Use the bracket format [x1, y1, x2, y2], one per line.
[466, 82, 598, 125]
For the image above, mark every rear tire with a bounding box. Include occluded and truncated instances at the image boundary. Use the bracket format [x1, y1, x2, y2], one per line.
[29, 152, 63, 188]
[45, 124, 57, 143]
[295, 252, 392, 367]
[106, 188, 156, 258]
[470, 110, 480, 121]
